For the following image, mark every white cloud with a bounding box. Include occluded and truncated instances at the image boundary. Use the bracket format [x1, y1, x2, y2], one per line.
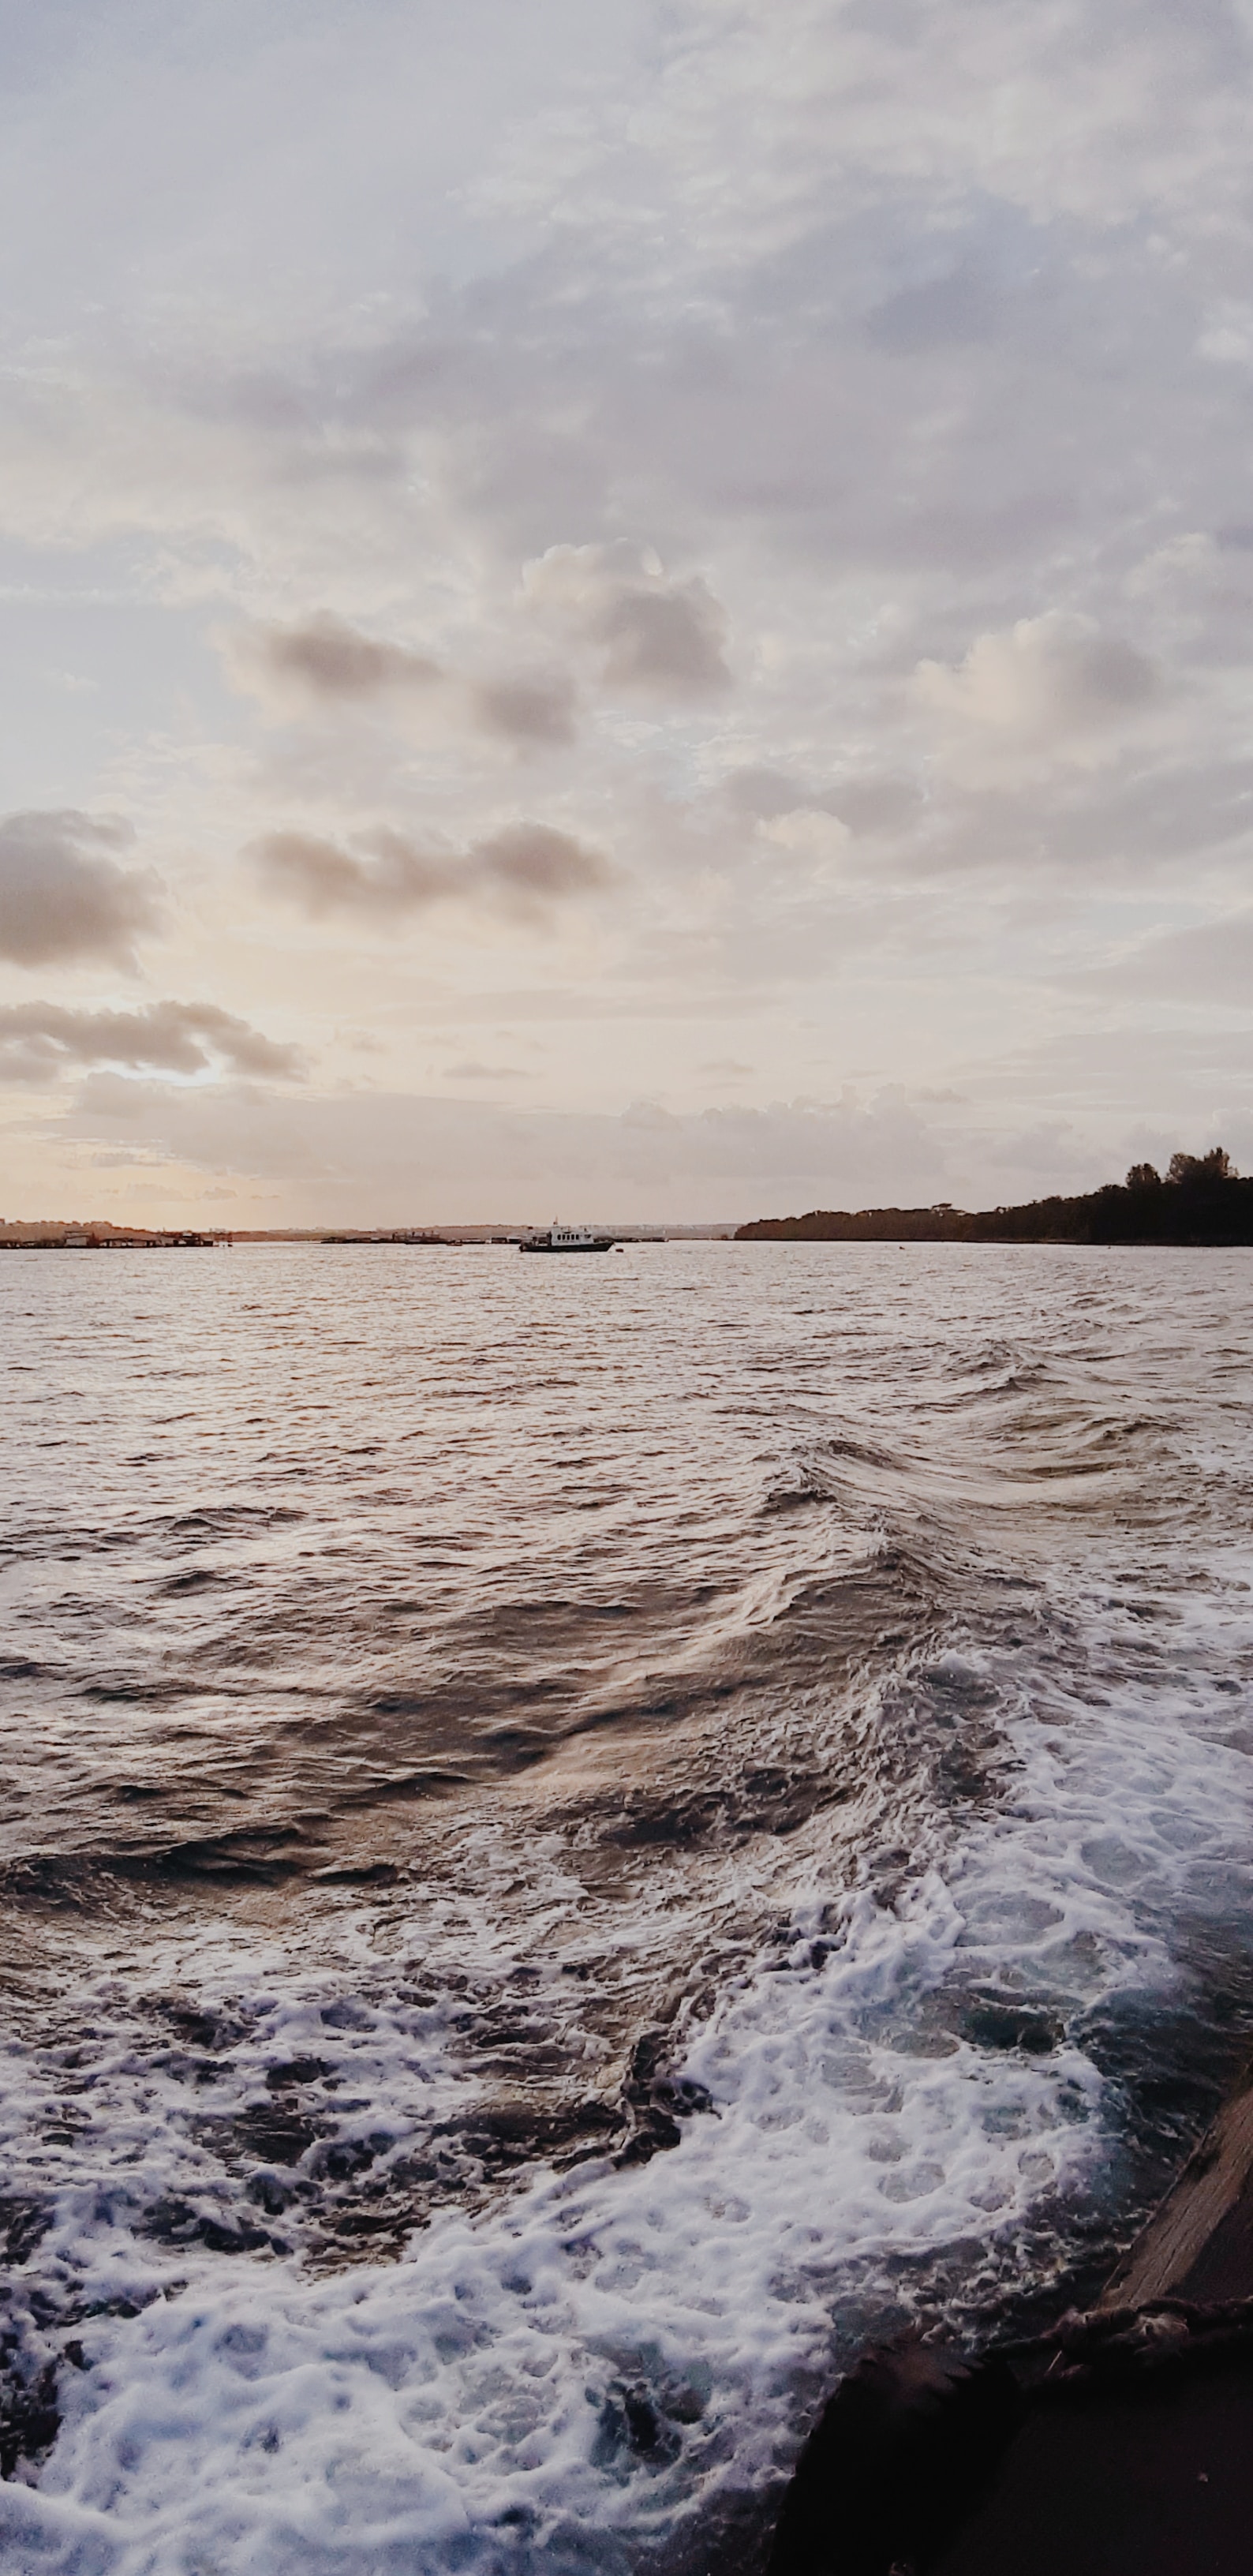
[758, 810, 851, 861]
[916, 614, 1164, 784]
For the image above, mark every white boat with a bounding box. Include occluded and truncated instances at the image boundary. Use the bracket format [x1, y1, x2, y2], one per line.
[519, 1221, 616, 1253]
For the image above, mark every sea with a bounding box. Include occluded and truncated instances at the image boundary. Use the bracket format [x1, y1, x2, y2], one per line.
[2, 1241, 1252, 2574]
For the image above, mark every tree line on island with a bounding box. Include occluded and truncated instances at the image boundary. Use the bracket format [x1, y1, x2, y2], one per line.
[735, 1149, 1253, 1244]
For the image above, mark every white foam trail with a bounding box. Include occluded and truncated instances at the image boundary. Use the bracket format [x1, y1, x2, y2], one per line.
[8, 1611, 1251, 2575]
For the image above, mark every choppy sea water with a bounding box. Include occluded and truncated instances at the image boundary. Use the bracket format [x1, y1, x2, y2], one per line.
[2, 1241, 1252, 2574]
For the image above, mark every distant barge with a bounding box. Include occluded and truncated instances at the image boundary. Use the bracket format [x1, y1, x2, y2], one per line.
[520, 1222, 617, 1253]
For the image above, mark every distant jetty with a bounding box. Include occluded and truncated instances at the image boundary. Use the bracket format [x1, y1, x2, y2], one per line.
[0, 1228, 219, 1250]
[320, 1230, 466, 1246]
[736, 1149, 1253, 1248]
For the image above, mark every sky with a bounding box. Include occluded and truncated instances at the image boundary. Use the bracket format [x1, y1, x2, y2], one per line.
[1, 0, 1251, 1225]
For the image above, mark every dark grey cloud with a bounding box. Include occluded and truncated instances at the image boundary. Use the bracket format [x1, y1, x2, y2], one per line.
[866, 262, 1001, 353]
[598, 582, 731, 695]
[469, 672, 578, 744]
[828, 777, 926, 835]
[0, 999, 305, 1085]
[477, 821, 612, 897]
[249, 820, 612, 917]
[524, 544, 732, 697]
[232, 614, 579, 746]
[725, 769, 808, 821]
[238, 613, 442, 702]
[0, 811, 163, 968]
[251, 829, 449, 915]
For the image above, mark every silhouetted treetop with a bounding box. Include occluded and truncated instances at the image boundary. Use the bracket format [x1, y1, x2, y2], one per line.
[736, 1149, 1253, 1245]
[1167, 1147, 1236, 1185]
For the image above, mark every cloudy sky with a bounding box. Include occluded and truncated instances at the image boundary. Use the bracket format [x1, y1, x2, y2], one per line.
[2, 0, 1251, 1223]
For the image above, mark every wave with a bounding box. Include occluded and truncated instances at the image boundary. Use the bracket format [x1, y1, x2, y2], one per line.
[2, 1245, 1253, 2570]
[5, 1606, 1252, 2573]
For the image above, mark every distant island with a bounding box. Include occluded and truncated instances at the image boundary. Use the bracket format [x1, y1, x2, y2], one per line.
[735, 1149, 1253, 1245]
